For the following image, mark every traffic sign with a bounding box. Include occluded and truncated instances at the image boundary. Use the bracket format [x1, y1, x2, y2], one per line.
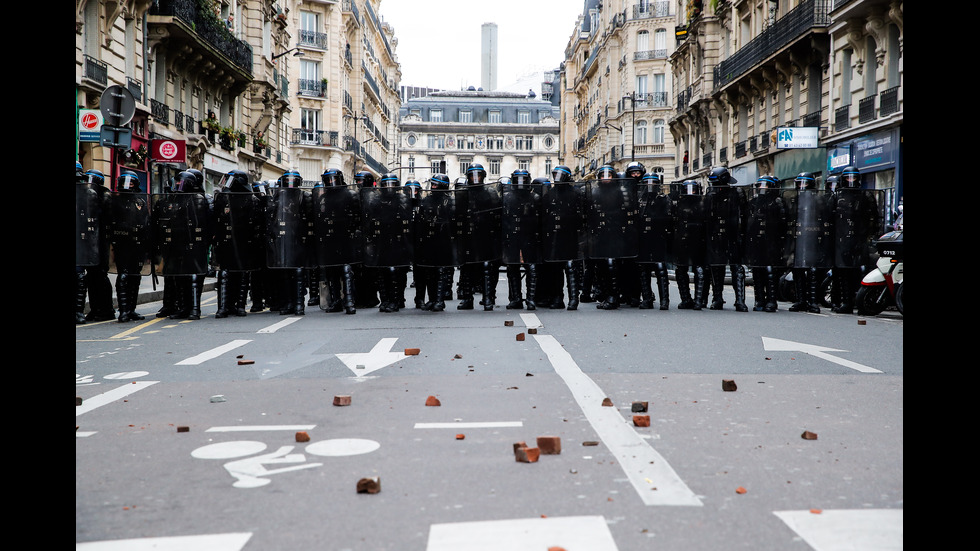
[99, 85, 136, 127]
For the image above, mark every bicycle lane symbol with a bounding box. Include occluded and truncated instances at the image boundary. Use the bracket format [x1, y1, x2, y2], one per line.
[191, 438, 380, 488]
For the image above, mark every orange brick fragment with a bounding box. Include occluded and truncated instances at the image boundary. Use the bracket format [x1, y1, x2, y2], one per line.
[722, 379, 737, 391]
[735, 486, 747, 494]
[633, 415, 650, 427]
[515, 446, 540, 463]
[356, 477, 381, 494]
[516, 333, 525, 341]
[601, 397, 614, 407]
[425, 395, 441, 406]
[801, 430, 818, 440]
[455, 434, 465, 440]
[295, 431, 310, 442]
[333, 395, 352, 406]
[404, 348, 421, 355]
[536, 436, 561, 455]
[176, 426, 189, 433]
[237, 359, 254, 365]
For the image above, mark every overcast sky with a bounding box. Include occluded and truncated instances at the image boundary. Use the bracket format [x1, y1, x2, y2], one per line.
[379, 1, 585, 92]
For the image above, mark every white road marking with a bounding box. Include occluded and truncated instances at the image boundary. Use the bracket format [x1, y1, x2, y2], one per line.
[534, 334, 702, 507]
[414, 421, 523, 429]
[774, 509, 903, 551]
[762, 337, 882, 373]
[175, 340, 252, 365]
[336, 337, 405, 376]
[427, 515, 618, 551]
[519, 313, 542, 328]
[257, 317, 302, 333]
[206, 425, 317, 432]
[76, 431, 97, 438]
[76, 532, 252, 550]
[75, 381, 159, 417]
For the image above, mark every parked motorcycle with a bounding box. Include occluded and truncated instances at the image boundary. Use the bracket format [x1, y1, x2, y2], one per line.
[855, 208, 903, 316]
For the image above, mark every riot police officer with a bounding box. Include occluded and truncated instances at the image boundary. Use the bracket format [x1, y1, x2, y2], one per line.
[672, 179, 708, 310]
[787, 172, 833, 313]
[586, 165, 638, 310]
[830, 165, 880, 314]
[414, 173, 458, 311]
[212, 169, 264, 318]
[744, 175, 788, 312]
[636, 172, 673, 310]
[403, 178, 429, 308]
[362, 172, 414, 313]
[76, 165, 115, 323]
[705, 166, 749, 311]
[267, 169, 314, 315]
[456, 164, 502, 311]
[540, 165, 586, 310]
[108, 170, 150, 322]
[313, 168, 360, 315]
[501, 169, 542, 310]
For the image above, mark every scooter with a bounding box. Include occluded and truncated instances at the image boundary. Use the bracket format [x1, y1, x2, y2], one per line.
[855, 209, 903, 316]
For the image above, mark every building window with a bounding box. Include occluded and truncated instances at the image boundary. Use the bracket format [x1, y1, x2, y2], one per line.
[431, 158, 443, 173]
[406, 133, 417, 147]
[635, 120, 648, 144]
[488, 135, 503, 150]
[543, 136, 554, 149]
[488, 110, 501, 123]
[299, 108, 321, 144]
[427, 134, 445, 149]
[637, 30, 649, 52]
[518, 159, 530, 171]
[408, 155, 415, 173]
[300, 60, 323, 96]
[652, 120, 665, 144]
[430, 109, 442, 122]
[516, 135, 532, 150]
[518, 110, 530, 124]
[488, 158, 500, 176]
[466, 135, 475, 149]
[460, 110, 472, 123]
[459, 159, 472, 175]
[545, 158, 552, 175]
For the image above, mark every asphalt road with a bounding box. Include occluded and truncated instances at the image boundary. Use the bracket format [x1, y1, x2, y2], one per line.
[76, 274, 903, 551]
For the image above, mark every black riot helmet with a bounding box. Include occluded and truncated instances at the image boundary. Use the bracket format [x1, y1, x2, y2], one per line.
[321, 168, 345, 187]
[640, 173, 662, 187]
[755, 175, 779, 189]
[252, 180, 269, 196]
[795, 172, 817, 191]
[84, 169, 105, 188]
[532, 176, 551, 187]
[626, 161, 646, 181]
[116, 170, 141, 192]
[681, 179, 702, 196]
[707, 166, 736, 187]
[552, 165, 573, 184]
[220, 169, 251, 193]
[429, 173, 451, 190]
[597, 165, 616, 181]
[824, 174, 839, 192]
[840, 165, 861, 189]
[378, 172, 400, 188]
[465, 164, 487, 185]
[354, 171, 376, 188]
[76, 161, 85, 183]
[173, 170, 198, 193]
[279, 169, 304, 188]
[510, 169, 532, 189]
[186, 169, 205, 192]
[404, 178, 422, 200]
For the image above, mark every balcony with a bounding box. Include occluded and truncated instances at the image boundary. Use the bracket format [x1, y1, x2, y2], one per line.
[714, 0, 830, 90]
[633, 92, 670, 109]
[298, 30, 329, 50]
[634, 49, 668, 61]
[149, 0, 253, 77]
[631, 2, 671, 20]
[858, 96, 876, 124]
[81, 55, 107, 90]
[879, 86, 900, 117]
[291, 129, 340, 148]
[298, 79, 327, 98]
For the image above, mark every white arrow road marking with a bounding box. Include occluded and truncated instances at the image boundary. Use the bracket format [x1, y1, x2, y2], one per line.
[773, 509, 903, 551]
[336, 337, 405, 376]
[175, 340, 252, 365]
[534, 334, 702, 507]
[76, 381, 159, 417]
[76, 532, 252, 551]
[762, 337, 882, 373]
[520, 313, 542, 328]
[257, 317, 302, 333]
[427, 515, 618, 551]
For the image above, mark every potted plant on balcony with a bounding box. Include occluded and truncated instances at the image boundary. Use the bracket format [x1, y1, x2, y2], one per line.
[320, 78, 328, 97]
[219, 126, 235, 151]
[203, 111, 220, 141]
[236, 130, 247, 148]
[254, 131, 268, 153]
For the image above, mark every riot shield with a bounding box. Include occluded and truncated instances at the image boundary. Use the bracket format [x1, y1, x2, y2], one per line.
[585, 178, 638, 259]
[76, 182, 104, 267]
[832, 188, 884, 268]
[151, 192, 212, 276]
[501, 184, 543, 265]
[704, 186, 748, 265]
[414, 188, 460, 268]
[783, 189, 834, 269]
[312, 184, 364, 267]
[266, 187, 314, 269]
[107, 191, 151, 274]
[540, 182, 587, 262]
[670, 187, 707, 266]
[212, 190, 264, 272]
[744, 187, 789, 268]
[636, 182, 673, 264]
[456, 182, 502, 264]
[360, 186, 414, 267]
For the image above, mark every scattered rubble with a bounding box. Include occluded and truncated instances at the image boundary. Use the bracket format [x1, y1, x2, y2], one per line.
[801, 430, 818, 440]
[633, 415, 651, 427]
[333, 395, 351, 406]
[356, 477, 381, 494]
[631, 401, 648, 412]
[722, 379, 737, 391]
[295, 431, 310, 442]
[425, 396, 441, 406]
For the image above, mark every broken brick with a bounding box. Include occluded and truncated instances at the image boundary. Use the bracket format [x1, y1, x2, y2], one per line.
[515, 446, 540, 463]
[722, 379, 737, 391]
[504, 320, 514, 326]
[582, 441, 599, 446]
[528, 328, 538, 334]
[633, 415, 651, 427]
[453, 353, 463, 359]
[237, 359, 254, 365]
[456, 434, 465, 440]
[536, 436, 561, 455]
[295, 431, 310, 442]
[735, 486, 747, 494]
[404, 348, 421, 355]
[631, 401, 648, 412]
[333, 395, 352, 406]
[512, 441, 528, 453]
[356, 477, 381, 494]
[857, 319, 867, 325]
[801, 430, 818, 440]
[176, 426, 189, 433]
[516, 333, 525, 341]
[76, 397, 83, 406]
[425, 395, 441, 407]
[601, 397, 614, 407]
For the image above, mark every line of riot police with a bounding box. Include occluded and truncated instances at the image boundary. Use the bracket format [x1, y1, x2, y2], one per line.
[75, 158, 884, 323]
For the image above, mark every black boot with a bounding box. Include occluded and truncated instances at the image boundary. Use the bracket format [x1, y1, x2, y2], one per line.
[249, 271, 266, 312]
[789, 269, 809, 312]
[655, 264, 670, 310]
[432, 267, 448, 312]
[235, 273, 249, 316]
[806, 268, 821, 313]
[76, 269, 88, 324]
[752, 268, 767, 311]
[565, 261, 580, 311]
[457, 266, 474, 310]
[597, 259, 619, 310]
[638, 265, 654, 309]
[215, 270, 231, 318]
[580, 261, 596, 303]
[506, 265, 523, 309]
[116, 273, 132, 322]
[525, 264, 538, 311]
[709, 266, 726, 310]
[307, 268, 320, 307]
[733, 264, 748, 312]
[676, 267, 695, 309]
[169, 276, 191, 319]
[763, 268, 778, 312]
[294, 268, 306, 315]
[482, 262, 496, 311]
[342, 264, 357, 314]
[692, 266, 707, 311]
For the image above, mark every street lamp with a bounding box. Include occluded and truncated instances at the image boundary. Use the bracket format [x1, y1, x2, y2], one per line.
[622, 92, 636, 162]
[272, 47, 305, 60]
